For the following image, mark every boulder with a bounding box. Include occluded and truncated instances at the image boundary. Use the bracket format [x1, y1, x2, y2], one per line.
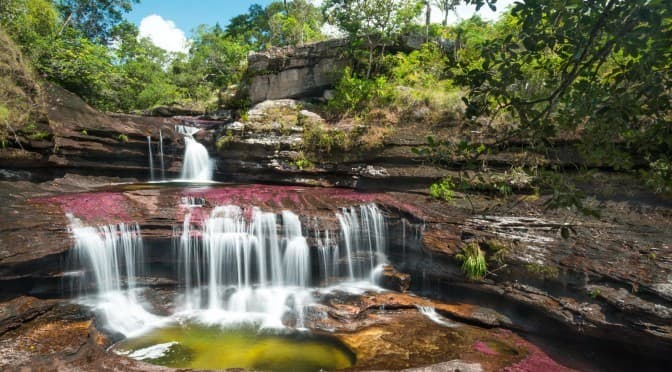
[245, 39, 350, 103]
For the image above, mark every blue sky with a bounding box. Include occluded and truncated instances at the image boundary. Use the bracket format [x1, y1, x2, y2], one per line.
[127, 1, 275, 36]
[126, 0, 516, 54]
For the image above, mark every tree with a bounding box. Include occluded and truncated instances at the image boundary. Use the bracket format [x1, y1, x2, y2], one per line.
[458, 0, 671, 186]
[56, 0, 139, 42]
[0, 0, 60, 59]
[268, 0, 324, 46]
[188, 24, 251, 90]
[433, 0, 460, 26]
[323, 0, 424, 77]
[109, 22, 180, 110]
[227, 1, 323, 49]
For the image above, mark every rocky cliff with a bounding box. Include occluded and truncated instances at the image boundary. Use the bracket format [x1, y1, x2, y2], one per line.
[244, 38, 350, 104]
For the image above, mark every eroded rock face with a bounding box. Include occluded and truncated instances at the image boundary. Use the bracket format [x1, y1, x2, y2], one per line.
[245, 39, 350, 104]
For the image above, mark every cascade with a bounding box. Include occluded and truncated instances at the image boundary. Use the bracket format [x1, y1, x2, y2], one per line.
[68, 216, 161, 336]
[336, 204, 387, 280]
[147, 136, 155, 181]
[176, 125, 213, 182]
[159, 129, 165, 180]
[69, 202, 389, 333]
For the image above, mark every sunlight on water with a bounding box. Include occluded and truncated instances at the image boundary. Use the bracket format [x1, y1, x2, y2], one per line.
[113, 323, 355, 371]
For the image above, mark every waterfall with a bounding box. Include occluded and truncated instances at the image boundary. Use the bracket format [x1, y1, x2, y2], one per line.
[159, 129, 165, 180]
[177, 125, 213, 182]
[147, 136, 155, 181]
[68, 216, 161, 336]
[336, 204, 387, 280]
[69, 202, 390, 333]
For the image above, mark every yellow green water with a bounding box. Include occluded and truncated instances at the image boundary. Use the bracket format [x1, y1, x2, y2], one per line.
[113, 323, 355, 371]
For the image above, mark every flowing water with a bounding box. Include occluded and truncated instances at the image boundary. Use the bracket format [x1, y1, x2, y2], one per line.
[68, 202, 389, 368]
[158, 129, 165, 180]
[147, 136, 155, 181]
[176, 125, 213, 182]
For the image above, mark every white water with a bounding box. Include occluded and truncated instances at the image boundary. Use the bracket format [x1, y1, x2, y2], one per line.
[159, 129, 165, 180]
[69, 203, 389, 335]
[68, 215, 163, 337]
[417, 305, 458, 327]
[336, 204, 387, 280]
[147, 136, 155, 181]
[176, 125, 213, 182]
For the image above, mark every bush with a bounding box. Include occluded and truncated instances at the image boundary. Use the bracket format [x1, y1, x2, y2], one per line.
[391, 43, 447, 88]
[645, 159, 672, 195]
[327, 67, 395, 117]
[302, 120, 350, 154]
[215, 130, 234, 151]
[429, 177, 455, 201]
[455, 243, 487, 280]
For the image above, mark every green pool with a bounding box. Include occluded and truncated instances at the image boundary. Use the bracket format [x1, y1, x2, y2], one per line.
[113, 323, 355, 371]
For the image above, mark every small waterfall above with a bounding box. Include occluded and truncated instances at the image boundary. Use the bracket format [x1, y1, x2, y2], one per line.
[176, 125, 213, 182]
[68, 202, 389, 333]
[147, 136, 155, 181]
[159, 129, 165, 180]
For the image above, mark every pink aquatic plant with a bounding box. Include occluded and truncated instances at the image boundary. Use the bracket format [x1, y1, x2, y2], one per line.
[473, 341, 499, 356]
[33, 192, 130, 223]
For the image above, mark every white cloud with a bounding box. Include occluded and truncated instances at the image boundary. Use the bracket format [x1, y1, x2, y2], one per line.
[138, 14, 189, 54]
[430, 0, 517, 25]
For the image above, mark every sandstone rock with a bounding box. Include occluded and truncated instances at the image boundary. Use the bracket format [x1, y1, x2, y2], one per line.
[246, 99, 300, 123]
[299, 109, 324, 123]
[374, 264, 411, 292]
[402, 360, 484, 372]
[360, 165, 390, 178]
[246, 39, 349, 103]
[146, 104, 202, 117]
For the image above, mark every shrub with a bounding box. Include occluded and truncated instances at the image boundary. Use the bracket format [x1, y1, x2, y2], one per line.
[215, 130, 234, 151]
[302, 120, 349, 154]
[645, 158, 672, 195]
[391, 43, 446, 88]
[293, 154, 314, 170]
[327, 67, 395, 117]
[429, 177, 455, 201]
[455, 243, 487, 280]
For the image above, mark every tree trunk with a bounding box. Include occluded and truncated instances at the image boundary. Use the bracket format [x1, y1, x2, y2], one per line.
[425, 1, 431, 42]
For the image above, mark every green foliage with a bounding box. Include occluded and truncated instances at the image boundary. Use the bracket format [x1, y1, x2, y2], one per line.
[0, 0, 59, 59]
[412, 136, 487, 166]
[216, 130, 235, 151]
[302, 121, 350, 154]
[187, 25, 251, 91]
[328, 67, 395, 116]
[117, 133, 128, 142]
[0, 105, 9, 123]
[457, 0, 672, 187]
[429, 178, 455, 201]
[227, 1, 324, 50]
[644, 159, 672, 195]
[455, 242, 487, 280]
[292, 155, 315, 170]
[324, 0, 424, 77]
[391, 43, 447, 88]
[588, 288, 602, 299]
[56, 0, 139, 42]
